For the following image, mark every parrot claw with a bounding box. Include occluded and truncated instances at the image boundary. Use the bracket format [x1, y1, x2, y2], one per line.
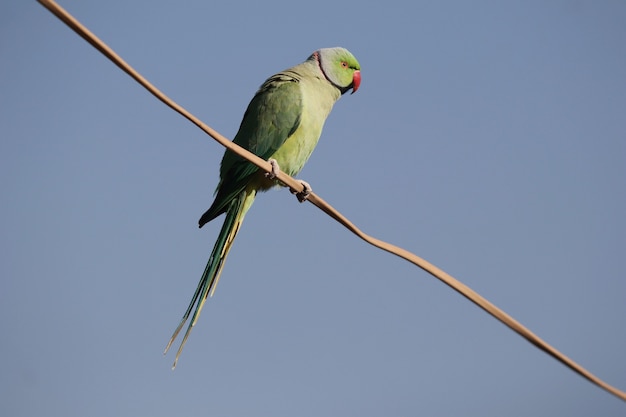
[291, 180, 312, 202]
[266, 158, 310, 201]
[265, 158, 280, 180]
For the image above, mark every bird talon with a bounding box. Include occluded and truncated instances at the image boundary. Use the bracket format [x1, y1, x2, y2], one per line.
[292, 180, 311, 202]
[265, 158, 280, 180]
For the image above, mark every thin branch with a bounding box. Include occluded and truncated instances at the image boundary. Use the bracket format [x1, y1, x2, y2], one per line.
[37, 0, 626, 403]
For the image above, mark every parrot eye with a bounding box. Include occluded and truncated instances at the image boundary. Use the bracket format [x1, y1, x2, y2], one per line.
[341, 61, 349, 69]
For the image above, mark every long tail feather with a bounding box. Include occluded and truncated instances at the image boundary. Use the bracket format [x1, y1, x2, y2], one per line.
[164, 189, 255, 368]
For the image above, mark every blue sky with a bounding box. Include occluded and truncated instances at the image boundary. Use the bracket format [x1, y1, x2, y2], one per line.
[2, 1, 625, 416]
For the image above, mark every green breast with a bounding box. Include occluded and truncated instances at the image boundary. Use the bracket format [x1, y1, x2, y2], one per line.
[269, 74, 341, 176]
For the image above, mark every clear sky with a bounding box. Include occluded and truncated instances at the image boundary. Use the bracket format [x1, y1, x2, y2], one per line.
[1, 1, 625, 416]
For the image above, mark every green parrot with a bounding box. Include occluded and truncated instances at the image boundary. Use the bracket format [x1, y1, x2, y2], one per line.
[164, 47, 361, 368]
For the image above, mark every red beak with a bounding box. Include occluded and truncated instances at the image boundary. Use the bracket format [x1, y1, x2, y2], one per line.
[351, 70, 361, 94]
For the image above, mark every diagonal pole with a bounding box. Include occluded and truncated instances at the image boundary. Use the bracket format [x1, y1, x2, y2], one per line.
[37, 0, 626, 402]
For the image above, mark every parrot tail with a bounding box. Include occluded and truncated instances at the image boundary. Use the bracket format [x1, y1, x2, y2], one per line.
[164, 187, 256, 369]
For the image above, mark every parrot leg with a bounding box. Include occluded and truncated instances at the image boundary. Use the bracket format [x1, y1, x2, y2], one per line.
[265, 158, 280, 179]
[292, 180, 312, 202]
[266, 158, 311, 202]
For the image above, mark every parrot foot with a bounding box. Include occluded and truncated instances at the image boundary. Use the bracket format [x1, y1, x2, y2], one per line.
[266, 158, 310, 202]
[265, 158, 280, 180]
[291, 180, 312, 203]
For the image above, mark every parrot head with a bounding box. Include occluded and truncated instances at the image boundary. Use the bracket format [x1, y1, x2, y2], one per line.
[314, 47, 361, 95]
